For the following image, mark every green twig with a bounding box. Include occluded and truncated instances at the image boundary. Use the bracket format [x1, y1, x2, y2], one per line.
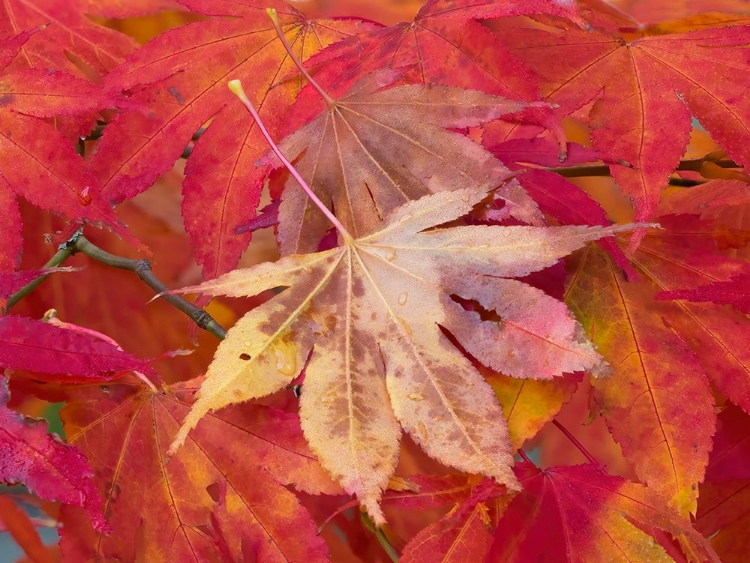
[5, 229, 83, 311]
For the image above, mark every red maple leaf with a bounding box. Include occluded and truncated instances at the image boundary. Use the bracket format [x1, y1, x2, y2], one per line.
[0, 376, 108, 533]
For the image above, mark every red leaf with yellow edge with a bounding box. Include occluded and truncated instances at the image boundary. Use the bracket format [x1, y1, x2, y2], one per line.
[0, 1, 137, 74]
[487, 462, 719, 563]
[0, 315, 149, 382]
[168, 185, 635, 524]
[95, 2, 376, 278]
[696, 405, 750, 563]
[58, 376, 333, 562]
[498, 21, 750, 224]
[0, 377, 108, 533]
[565, 241, 715, 517]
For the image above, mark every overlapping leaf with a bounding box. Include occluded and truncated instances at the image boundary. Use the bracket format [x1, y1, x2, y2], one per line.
[0, 315, 149, 382]
[486, 462, 719, 562]
[169, 185, 632, 523]
[0, 36, 139, 260]
[658, 273, 750, 313]
[276, 72, 545, 254]
[290, 0, 563, 146]
[566, 214, 750, 516]
[497, 19, 750, 226]
[0, 377, 107, 533]
[696, 405, 750, 563]
[0, 0, 139, 75]
[94, 0, 377, 278]
[58, 376, 335, 562]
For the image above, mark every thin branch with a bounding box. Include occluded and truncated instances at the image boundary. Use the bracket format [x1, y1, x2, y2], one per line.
[552, 419, 599, 466]
[517, 449, 533, 464]
[5, 229, 83, 311]
[547, 158, 739, 178]
[73, 236, 227, 340]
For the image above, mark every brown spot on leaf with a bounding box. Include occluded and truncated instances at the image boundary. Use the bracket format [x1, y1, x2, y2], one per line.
[0, 94, 14, 108]
[167, 86, 185, 105]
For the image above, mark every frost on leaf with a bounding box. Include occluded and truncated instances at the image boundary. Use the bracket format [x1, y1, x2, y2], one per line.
[168, 186, 630, 523]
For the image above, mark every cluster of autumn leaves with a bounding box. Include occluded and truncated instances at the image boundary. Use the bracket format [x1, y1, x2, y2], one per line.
[1, 0, 750, 561]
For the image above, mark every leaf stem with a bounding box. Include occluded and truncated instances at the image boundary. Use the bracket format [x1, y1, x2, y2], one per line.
[552, 419, 599, 465]
[361, 512, 399, 562]
[73, 237, 227, 340]
[266, 8, 335, 106]
[228, 79, 353, 244]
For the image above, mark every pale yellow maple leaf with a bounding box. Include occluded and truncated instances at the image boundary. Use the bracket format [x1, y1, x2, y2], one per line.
[168, 184, 634, 524]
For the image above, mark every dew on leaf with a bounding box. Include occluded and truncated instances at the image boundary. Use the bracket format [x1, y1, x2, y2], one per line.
[398, 292, 408, 305]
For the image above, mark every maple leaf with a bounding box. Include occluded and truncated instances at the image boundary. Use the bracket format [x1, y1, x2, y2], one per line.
[657, 273, 750, 313]
[0, 0, 139, 75]
[696, 405, 750, 563]
[94, 1, 377, 278]
[611, 0, 750, 23]
[566, 215, 750, 516]
[497, 19, 750, 227]
[0, 44, 142, 256]
[486, 462, 720, 563]
[0, 377, 108, 533]
[0, 315, 150, 382]
[58, 376, 335, 562]
[422, 0, 586, 26]
[275, 69, 546, 254]
[168, 181, 636, 524]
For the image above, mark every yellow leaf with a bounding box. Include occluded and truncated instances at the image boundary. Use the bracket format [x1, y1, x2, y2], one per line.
[169, 185, 636, 523]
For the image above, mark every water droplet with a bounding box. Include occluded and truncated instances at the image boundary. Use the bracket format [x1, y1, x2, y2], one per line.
[398, 292, 408, 306]
[401, 213, 413, 222]
[275, 348, 296, 376]
[385, 249, 397, 261]
[407, 393, 423, 401]
[77, 186, 91, 205]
